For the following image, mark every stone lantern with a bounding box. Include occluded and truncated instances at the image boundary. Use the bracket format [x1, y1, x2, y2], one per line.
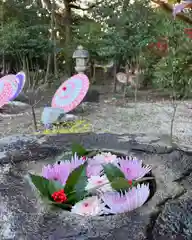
[72, 45, 89, 73]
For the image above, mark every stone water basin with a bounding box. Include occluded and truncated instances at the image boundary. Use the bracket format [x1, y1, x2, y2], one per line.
[0, 133, 191, 240]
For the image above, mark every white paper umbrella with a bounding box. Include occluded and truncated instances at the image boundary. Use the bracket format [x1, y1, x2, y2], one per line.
[116, 72, 127, 84]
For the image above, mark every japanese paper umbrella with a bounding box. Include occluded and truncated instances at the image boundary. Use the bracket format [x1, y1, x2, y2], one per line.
[0, 78, 14, 108]
[9, 71, 26, 101]
[0, 75, 18, 101]
[51, 73, 90, 113]
[116, 72, 127, 84]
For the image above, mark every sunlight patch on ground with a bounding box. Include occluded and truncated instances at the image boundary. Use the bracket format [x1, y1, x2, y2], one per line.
[34, 119, 92, 135]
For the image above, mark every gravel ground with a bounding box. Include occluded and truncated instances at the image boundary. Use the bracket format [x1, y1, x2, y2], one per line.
[87, 101, 192, 145]
[0, 100, 192, 146]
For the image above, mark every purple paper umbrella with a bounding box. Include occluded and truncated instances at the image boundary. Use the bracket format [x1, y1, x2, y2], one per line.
[9, 71, 26, 101]
[173, 1, 192, 18]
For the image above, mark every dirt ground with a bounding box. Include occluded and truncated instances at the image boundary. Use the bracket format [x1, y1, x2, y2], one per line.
[0, 86, 192, 147]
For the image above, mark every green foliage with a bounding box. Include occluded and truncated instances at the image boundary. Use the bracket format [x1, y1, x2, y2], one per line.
[73, 20, 105, 60]
[64, 163, 88, 203]
[48, 180, 64, 195]
[0, 0, 192, 96]
[30, 163, 88, 208]
[29, 174, 51, 198]
[152, 14, 192, 98]
[0, 0, 52, 77]
[154, 43, 192, 98]
[110, 177, 132, 191]
[71, 143, 88, 157]
[103, 163, 125, 182]
[91, 0, 158, 61]
[0, 21, 52, 57]
[103, 163, 134, 191]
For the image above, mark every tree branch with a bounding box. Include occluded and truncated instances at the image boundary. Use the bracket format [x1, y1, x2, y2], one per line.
[69, 1, 102, 11]
[151, 0, 192, 24]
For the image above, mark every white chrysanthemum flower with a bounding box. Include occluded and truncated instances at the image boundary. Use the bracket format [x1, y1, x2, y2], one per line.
[91, 152, 118, 165]
[85, 175, 112, 193]
[71, 196, 104, 216]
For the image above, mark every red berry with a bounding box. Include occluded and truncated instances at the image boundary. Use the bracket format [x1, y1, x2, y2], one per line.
[51, 189, 67, 203]
[128, 180, 132, 185]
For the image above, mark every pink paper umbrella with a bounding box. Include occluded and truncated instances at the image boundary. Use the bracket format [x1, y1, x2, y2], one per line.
[0, 75, 18, 101]
[51, 73, 90, 113]
[0, 79, 14, 108]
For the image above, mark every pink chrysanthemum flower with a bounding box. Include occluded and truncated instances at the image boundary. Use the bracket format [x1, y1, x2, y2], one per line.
[42, 162, 70, 185]
[101, 184, 150, 214]
[42, 153, 84, 185]
[86, 152, 118, 177]
[117, 157, 151, 180]
[86, 164, 103, 177]
[69, 153, 85, 170]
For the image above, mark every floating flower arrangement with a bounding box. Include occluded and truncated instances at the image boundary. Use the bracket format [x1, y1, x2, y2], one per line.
[29, 144, 154, 216]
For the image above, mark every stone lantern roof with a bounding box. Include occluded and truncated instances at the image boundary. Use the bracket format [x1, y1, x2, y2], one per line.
[72, 45, 89, 59]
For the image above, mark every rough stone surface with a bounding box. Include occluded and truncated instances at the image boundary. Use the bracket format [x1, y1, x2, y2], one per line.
[0, 134, 60, 164]
[152, 193, 192, 240]
[0, 101, 30, 117]
[0, 133, 192, 240]
[82, 89, 100, 103]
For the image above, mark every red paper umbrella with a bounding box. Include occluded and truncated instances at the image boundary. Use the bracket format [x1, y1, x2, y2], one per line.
[0, 79, 14, 108]
[51, 73, 90, 113]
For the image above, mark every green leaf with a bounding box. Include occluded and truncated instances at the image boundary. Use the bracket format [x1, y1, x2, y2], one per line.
[48, 180, 64, 195]
[111, 177, 131, 191]
[71, 143, 88, 157]
[103, 163, 125, 182]
[64, 163, 88, 202]
[29, 174, 50, 197]
[47, 200, 72, 210]
[52, 202, 72, 210]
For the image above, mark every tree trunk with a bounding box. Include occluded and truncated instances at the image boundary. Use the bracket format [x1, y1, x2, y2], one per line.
[51, 0, 58, 78]
[113, 61, 117, 93]
[63, 0, 73, 76]
[1, 2, 5, 75]
[45, 54, 51, 85]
